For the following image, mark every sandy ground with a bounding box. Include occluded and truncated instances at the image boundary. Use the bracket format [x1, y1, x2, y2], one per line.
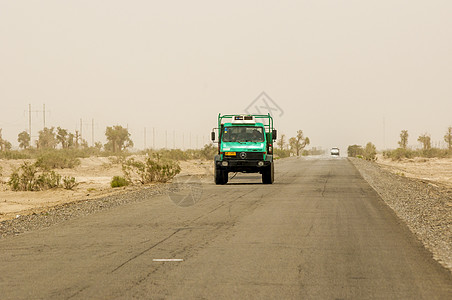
[0, 156, 212, 222]
[376, 154, 452, 189]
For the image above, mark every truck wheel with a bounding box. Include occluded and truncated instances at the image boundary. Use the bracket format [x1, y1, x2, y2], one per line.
[215, 166, 228, 185]
[262, 162, 274, 184]
[223, 170, 229, 184]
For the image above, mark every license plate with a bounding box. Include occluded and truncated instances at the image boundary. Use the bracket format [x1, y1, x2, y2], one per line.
[225, 152, 236, 156]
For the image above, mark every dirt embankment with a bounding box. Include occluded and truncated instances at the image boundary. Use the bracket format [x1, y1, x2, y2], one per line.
[376, 155, 452, 189]
[0, 156, 212, 222]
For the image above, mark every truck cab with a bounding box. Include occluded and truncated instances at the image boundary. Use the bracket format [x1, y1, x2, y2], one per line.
[211, 114, 276, 184]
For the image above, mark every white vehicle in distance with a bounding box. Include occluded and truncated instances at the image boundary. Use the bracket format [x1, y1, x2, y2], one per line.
[330, 147, 340, 156]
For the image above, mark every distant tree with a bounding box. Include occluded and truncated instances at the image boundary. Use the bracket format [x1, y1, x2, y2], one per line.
[2, 140, 12, 151]
[363, 142, 377, 161]
[417, 133, 431, 151]
[67, 132, 75, 148]
[56, 127, 69, 149]
[104, 125, 133, 152]
[94, 141, 103, 151]
[0, 129, 3, 151]
[444, 127, 452, 151]
[80, 139, 89, 149]
[74, 131, 80, 148]
[289, 130, 310, 156]
[36, 127, 57, 149]
[398, 130, 409, 149]
[17, 130, 31, 149]
[277, 134, 286, 151]
[0, 129, 12, 151]
[347, 144, 364, 157]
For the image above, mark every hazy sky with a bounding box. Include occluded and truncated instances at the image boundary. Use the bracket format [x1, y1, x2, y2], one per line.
[1, 1, 451, 152]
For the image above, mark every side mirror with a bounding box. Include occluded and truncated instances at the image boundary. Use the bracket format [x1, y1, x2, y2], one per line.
[211, 131, 216, 141]
[272, 129, 277, 140]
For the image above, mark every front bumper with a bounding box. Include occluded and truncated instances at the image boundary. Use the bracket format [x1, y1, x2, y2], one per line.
[215, 154, 272, 173]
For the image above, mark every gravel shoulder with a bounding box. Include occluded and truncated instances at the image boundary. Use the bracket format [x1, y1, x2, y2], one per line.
[350, 157, 452, 272]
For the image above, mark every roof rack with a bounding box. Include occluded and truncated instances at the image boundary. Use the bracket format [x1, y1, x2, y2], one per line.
[217, 113, 274, 132]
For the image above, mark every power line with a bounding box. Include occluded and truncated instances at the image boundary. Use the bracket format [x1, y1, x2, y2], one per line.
[144, 127, 147, 149]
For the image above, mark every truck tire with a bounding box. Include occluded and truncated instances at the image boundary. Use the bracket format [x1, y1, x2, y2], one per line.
[262, 162, 274, 184]
[215, 165, 228, 185]
[223, 171, 229, 184]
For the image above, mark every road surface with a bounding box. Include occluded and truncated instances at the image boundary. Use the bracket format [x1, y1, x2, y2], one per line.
[0, 157, 451, 299]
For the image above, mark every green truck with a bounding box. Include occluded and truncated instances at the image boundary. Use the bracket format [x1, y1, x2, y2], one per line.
[211, 114, 277, 185]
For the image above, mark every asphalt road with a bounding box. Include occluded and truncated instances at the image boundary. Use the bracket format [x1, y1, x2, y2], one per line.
[0, 157, 451, 299]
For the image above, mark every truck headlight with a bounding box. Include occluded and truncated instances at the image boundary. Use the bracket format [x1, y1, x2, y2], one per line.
[221, 161, 228, 167]
[257, 161, 264, 166]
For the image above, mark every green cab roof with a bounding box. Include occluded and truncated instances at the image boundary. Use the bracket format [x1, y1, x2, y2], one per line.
[223, 122, 265, 127]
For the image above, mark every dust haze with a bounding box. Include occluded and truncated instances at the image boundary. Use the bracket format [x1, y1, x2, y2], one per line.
[1, 1, 451, 152]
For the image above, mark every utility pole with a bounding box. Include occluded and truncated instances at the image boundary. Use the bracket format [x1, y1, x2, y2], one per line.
[43, 104, 46, 128]
[28, 104, 32, 143]
[92, 118, 94, 147]
[27, 104, 45, 145]
[80, 118, 83, 141]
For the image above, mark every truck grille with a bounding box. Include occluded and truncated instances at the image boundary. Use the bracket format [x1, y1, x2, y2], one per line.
[226, 152, 264, 160]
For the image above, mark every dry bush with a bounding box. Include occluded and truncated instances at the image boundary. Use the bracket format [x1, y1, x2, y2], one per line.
[35, 151, 81, 169]
[122, 157, 181, 184]
[383, 148, 450, 160]
[63, 176, 78, 190]
[8, 161, 77, 191]
[141, 144, 217, 161]
[110, 176, 129, 188]
[363, 142, 377, 161]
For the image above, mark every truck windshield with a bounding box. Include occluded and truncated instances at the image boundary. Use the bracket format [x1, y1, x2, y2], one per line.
[222, 126, 264, 142]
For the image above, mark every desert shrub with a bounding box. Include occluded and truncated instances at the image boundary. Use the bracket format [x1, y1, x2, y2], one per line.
[8, 162, 39, 191]
[35, 151, 81, 169]
[383, 147, 450, 160]
[122, 157, 181, 184]
[347, 145, 364, 157]
[63, 176, 78, 190]
[0, 150, 32, 160]
[37, 171, 61, 189]
[383, 148, 413, 160]
[363, 142, 377, 161]
[274, 149, 291, 158]
[8, 162, 67, 191]
[197, 144, 217, 160]
[108, 155, 127, 165]
[420, 148, 449, 158]
[161, 149, 189, 160]
[149, 159, 181, 182]
[122, 158, 146, 184]
[111, 176, 129, 188]
[141, 144, 217, 161]
[143, 149, 190, 161]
